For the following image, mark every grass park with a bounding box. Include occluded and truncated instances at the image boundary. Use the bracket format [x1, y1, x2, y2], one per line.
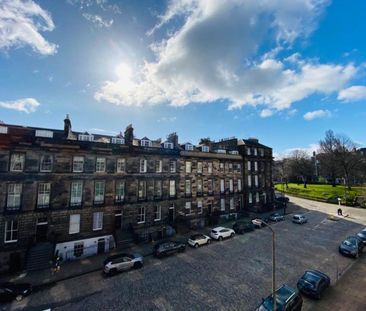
[274, 183, 366, 207]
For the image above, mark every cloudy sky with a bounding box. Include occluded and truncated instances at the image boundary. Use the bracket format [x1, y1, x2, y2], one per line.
[1, 0, 366, 156]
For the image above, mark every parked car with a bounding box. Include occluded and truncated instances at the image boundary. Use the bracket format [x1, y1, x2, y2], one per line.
[252, 218, 264, 228]
[297, 270, 330, 299]
[356, 228, 366, 245]
[339, 236, 364, 258]
[269, 213, 285, 222]
[153, 240, 186, 258]
[232, 221, 255, 234]
[103, 253, 143, 275]
[210, 227, 235, 240]
[292, 214, 307, 224]
[188, 234, 211, 248]
[256, 284, 303, 311]
[0, 282, 32, 303]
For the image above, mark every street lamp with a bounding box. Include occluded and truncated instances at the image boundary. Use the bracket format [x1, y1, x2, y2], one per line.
[261, 220, 276, 311]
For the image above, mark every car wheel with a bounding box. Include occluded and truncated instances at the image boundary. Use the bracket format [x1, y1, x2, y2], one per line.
[194, 243, 199, 248]
[230, 233, 234, 238]
[134, 261, 143, 269]
[15, 295, 23, 302]
[218, 236, 223, 241]
[207, 239, 211, 245]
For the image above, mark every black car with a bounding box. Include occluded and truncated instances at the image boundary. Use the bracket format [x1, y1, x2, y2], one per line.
[356, 228, 366, 245]
[232, 221, 255, 234]
[297, 270, 330, 299]
[0, 282, 32, 303]
[256, 284, 303, 311]
[153, 240, 186, 258]
[339, 236, 364, 258]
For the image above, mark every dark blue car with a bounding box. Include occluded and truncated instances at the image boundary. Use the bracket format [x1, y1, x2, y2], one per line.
[339, 236, 364, 258]
[297, 270, 330, 299]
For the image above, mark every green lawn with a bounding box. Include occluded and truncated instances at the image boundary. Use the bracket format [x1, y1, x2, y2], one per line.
[274, 183, 366, 206]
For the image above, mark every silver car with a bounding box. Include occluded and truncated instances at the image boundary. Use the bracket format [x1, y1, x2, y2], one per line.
[103, 253, 143, 275]
[292, 214, 307, 224]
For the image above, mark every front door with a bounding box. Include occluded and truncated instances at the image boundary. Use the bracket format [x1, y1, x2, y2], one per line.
[168, 207, 175, 224]
[97, 238, 105, 254]
[115, 212, 122, 230]
[36, 218, 48, 242]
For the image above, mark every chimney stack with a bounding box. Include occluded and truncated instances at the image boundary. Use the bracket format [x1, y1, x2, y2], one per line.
[64, 114, 72, 137]
[124, 124, 134, 145]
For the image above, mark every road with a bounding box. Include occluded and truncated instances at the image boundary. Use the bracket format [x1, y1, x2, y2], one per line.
[6, 197, 366, 311]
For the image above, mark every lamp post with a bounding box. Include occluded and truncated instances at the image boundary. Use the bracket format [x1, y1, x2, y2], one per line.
[261, 220, 276, 311]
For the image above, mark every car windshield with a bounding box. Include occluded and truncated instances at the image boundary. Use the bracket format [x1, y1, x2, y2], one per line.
[343, 240, 355, 247]
[262, 297, 285, 311]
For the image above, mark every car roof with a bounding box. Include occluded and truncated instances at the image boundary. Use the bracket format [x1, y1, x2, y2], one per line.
[276, 284, 297, 302]
[212, 226, 226, 230]
[293, 214, 304, 217]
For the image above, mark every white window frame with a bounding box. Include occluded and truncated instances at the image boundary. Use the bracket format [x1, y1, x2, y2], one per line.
[7, 184, 22, 210]
[254, 148, 258, 156]
[229, 179, 233, 192]
[154, 180, 162, 198]
[164, 142, 173, 149]
[185, 144, 194, 151]
[230, 198, 234, 210]
[229, 163, 233, 172]
[185, 201, 192, 214]
[154, 205, 161, 221]
[220, 179, 225, 193]
[69, 214, 80, 234]
[115, 180, 125, 202]
[185, 179, 191, 195]
[197, 179, 203, 193]
[254, 161, 258, 171]
[247, 147, 251, 155]
[238, 179, 242, 192]
[96, 157, 106, 173]
[10, 154, 25, 172]
[40, 155, 53, 172]
[94, 181, 105, 203]
[78, 134, 94, 141]
[208, 179, 213, 194]
[170, 160, 176, 173]
[70, 181, 83, 206]
[185, 161, 192, 173]
[208, 162, 213, 174]
[260, 148, 264, 156]
[220, 198, 225, 211]
[202, 146, 209, 152]
[0, 126, 8, 134]
[93, 212, 103, 231]
[247, 160, 251, 171]
[141, 139, 152, 147]
[197, 200, 203, 214]
[4, 220, 18, 243]
[169, 180, 176, 196]
[137, 206, 145, 224]
[256, 192, 260, 203]
[220, 162, 224, 172]
[138, 180, 146, 199]
[37, 182, 51, 208]
[156, 160, 162, 173]
[140, 159, 147, 173]
[35, 130, 53, 138]
[73, 156, 84, 173]
[248, 175, 252, 187]
[197, 162, 203, 174]
[249, 193, 253, 204]
[116, 158, 126, 173]
[255, 175, 259, 187]
[112, 137, 124, 144]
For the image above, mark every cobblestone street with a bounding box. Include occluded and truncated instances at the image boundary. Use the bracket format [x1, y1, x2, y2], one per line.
[5, 200, 365, 311]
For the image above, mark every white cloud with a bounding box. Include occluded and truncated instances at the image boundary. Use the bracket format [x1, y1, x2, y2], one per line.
[337, 85, 366, 102]
[260, 109, 274, 118]
[82, 13, 113, 27]
[68, 0, 121, 14]
[0, 98, 40, 113]
[303, 109, 331, 121]
[0, 0, 57, 55]
[96, 0, 359, 111]
[157, 116, 177, 123]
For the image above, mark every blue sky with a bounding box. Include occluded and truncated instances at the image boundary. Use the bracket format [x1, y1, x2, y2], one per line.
[1, 0, 366, 157]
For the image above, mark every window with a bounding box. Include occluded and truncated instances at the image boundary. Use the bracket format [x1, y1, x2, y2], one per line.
[141, 139, 152, 147]
[94, 181, 105, 204]
[93, 212, 103, 231]
[255, 175, 259, 187]
[220, 179, 225, 193]
[229, 179, 233, 193]
[69, 214, 80, 234]
[230, 198, 234, 210]
[219, 162, 224, 172]
[112, 137, 124, 144]
[138, 180, 146, 199]
[185, 202, 191, 214]
[248, 175, 252, 187]
[10, 154, 25, 172]
[40, 155, 53, 172]
[249, 193, 253, 204]
[185, 161, 191, 173]
[185, 179, 191, 195]
[70, 181, 83, 206]
[246, 147, 251, 155]
[35, 130, 53, 138]
[4, 220, 18, 243]
[247, 160, 251, 171]
[73, 156, 84, 172]
[78, 134, 94, 141]
[254, 148, 257, 156]
[260, 148, 264, 156]
[0, 126, 8, 134]
[229, 150, 239, 155]
[220, 198, 225, 211]
[154, 180, 162, 198]
[197, 162, 203, 174]
[140, 159, 147, 173]
[170, 160, 176, 173]
[7, 184, 22, 210]
[164, 142, 173, 149]
[116, 158, 126, 173]
[169, 180, 176, 196]
[216, 149, 226, 154]
[154, 206, 161, 221]
[254, 161, 258, 171]
[236, 163, 241, 173]
[156, 160, 162, 173]
[202, 146, 209, 152]
[238, 179, 242, 192]
[197, 200, 203, 214]
[208, 162, 213, 174]
[229, 163, 233, 172]
[197, 179, 203, 194]
[256, 192, 260, 203]
[137, 207, 145, 223]
[96, 157, 106, 173]
[37, 183, 51, 208]
[115, 180, 125, 202]
[185, 144, 193, 151]
[73, 242, 84, 257]
[208, 179, 213, 194]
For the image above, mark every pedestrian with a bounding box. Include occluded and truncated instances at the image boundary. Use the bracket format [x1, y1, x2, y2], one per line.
[52, 256, 61, 274]
[337, 208, 343, 216]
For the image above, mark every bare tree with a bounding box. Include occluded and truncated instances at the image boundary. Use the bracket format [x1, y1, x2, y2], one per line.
[287, 150, 313, 188]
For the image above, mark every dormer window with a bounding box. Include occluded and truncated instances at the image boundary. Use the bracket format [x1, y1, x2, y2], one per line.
[216, 149, 226, 154]
[141, 139, 152, 147]
[202, 146, 209, 153]
[78, 134, 94, 141]
[112, 137, 124, 144]
[164, 142, 174, 149]
[185, 144, 194, 151]
[0, 126, 8, 134]
[229, 150, 239, 155]
[35, 130, 53, 138]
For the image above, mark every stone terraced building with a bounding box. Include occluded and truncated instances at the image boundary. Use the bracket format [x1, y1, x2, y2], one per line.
[0, 116, 273, 271]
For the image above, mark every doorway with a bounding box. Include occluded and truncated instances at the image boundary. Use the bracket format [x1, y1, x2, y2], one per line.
[168, 205, 175, 224]
[115, 211, 122, 230]
[36, 218, 48, 242]
[97, 238, 105, 254]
